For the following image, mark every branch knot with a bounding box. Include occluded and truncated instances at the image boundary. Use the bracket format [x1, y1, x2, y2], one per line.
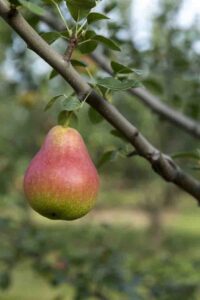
[7, 4, 18, 18]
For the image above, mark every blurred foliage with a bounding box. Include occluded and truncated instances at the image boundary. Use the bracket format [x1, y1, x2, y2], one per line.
[0, 0, 200, 299]
[0, 219, 200, 299]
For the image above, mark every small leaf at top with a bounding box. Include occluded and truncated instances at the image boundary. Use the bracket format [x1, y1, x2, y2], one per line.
[87, 12, 109, 24]
[66, 0, 96, 10]
[65, 0, 97, 21]
[67, 6, 90, 21]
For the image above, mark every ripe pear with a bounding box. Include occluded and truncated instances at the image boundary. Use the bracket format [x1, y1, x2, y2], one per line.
[23, 126, 99, 220]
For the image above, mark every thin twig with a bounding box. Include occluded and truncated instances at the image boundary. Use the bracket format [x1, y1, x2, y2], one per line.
[63, 36, 78, 62]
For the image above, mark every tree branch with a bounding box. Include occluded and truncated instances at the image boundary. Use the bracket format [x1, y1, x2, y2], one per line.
[90, 52, 200, 139]
[41, 14, 200, 140]
[0, 0, 200, 203]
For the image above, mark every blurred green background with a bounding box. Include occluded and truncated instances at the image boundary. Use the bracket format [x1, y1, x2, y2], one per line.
[0, 0, 200, 299]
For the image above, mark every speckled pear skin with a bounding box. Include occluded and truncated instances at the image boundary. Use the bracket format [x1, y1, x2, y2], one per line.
[23, 126, 100, 220]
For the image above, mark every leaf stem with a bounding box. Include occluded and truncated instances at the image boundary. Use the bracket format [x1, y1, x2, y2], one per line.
[86, 68, 103, 96]
[50, 0, 71, 36]
[74, 11, 80, 38]
[80, 90, 92, 107]
[78, 38, 92, 45]
[76, 20, 87, 37]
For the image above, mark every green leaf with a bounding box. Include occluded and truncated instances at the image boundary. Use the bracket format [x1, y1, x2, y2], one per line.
[87, 12, 109, 24]
[97, 150, 118, 168]
[58, 110, 78, 127]
[58, 110, 70, 126]
[78, 40, 98, 54]
[79, 29, 96, 40]
[9, 0, 21, 5]
[84, 30, 97, 39]
[96, 77, 139, 91]
[171, 151, 200, 160]
[49, 69, 59, 80]
[60, 30, 72, 40]
[69, 111, 78, 128]
[111, 61, 133, 74]
[89, 82, 108, 97]
[67, 6, 90, 21]
[64, 97, 81, 111]
[104, 2, 117, 13]
[44, 95, 63, 111]
[96, 77, 121, 90]
[88, 107, 103, 124]
[78, 30, 97, 53]
[40, 32, 61, 44]
[19, 0, 45, 16]
[65, 0, 96, 21]
[71, 59, 88, 68]
[66, 0, 96, 10]
[93, 35, 120, 51]
[110, 130, 127, 141]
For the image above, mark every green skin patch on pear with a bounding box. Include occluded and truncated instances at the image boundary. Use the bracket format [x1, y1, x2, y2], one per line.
[29, 192, 96, 220]
[23, 126, 100, 221]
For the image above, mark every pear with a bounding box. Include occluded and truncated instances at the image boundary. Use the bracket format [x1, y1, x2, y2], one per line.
[23, 126, 100, 220]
